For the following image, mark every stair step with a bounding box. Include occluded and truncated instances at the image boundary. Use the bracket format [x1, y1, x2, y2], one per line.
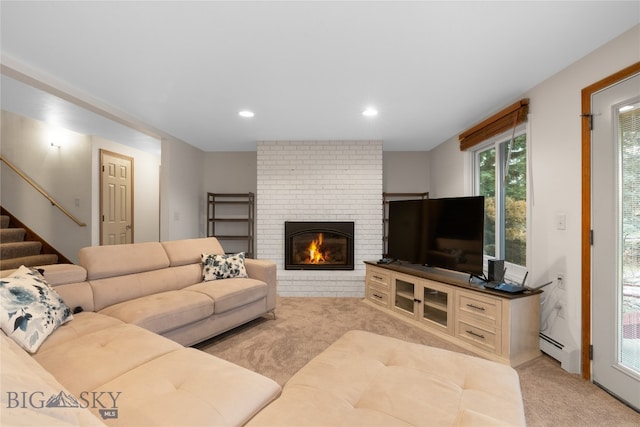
[0, 228, 26, 243]
[1, 241, 43, 259]
[0, 215, 9, 229]
[0, 254, 58, 271]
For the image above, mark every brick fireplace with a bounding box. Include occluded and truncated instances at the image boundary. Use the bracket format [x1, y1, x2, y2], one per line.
[256, 141, 383, 297]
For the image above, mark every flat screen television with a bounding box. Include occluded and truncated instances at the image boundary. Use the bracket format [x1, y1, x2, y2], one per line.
[387, 196, 484, 276]
[424, 196, 484, 276]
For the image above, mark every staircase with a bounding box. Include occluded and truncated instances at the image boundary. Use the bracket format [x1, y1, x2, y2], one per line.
[0, 214, 59, 270]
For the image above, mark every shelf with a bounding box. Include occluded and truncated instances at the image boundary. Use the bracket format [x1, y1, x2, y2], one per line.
[213, 235, 253, 240]
[212, 201, 252, 205]
[423, 305, 448, 327]
[423, 300, 447, 310]
[424, 289, 448, 309]
[207, 192, 254, 258]
[395, 298, 414, 314]
[396, 290, 414, 301]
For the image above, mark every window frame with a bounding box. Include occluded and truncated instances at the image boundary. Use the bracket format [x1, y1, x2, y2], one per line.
[470, 124, 530, 283]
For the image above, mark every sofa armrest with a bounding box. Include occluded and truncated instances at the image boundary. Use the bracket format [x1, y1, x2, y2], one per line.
[1, 264, 95, 312]
[244, 259, 276, 286]
[245, 259, 277, 311]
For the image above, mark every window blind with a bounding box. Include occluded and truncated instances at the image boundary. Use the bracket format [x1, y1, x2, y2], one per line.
[459, 99, 529, 151]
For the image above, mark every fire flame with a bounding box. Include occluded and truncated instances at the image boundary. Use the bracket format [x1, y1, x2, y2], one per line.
[306, 233, 329, 264]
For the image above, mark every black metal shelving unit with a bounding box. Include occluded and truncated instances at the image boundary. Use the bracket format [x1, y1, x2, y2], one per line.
[207, 192, 255, 258]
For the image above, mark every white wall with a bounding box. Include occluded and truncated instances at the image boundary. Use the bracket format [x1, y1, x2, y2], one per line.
[427, 24, 640, 371]
[160, 137, 205, 241]
[427, 138, 467, 198]
[383, 151, 430, 193]
[203, 151, 257, 194]
[0, 110, 92, 262]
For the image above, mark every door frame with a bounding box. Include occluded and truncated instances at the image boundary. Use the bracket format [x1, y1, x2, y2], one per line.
[99, 149, 135, 245]
[581, 61, 640, 380]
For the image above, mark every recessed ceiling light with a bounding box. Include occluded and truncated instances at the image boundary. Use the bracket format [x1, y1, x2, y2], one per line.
[362, 108, 378, 117]
[239, 110, 255, 118]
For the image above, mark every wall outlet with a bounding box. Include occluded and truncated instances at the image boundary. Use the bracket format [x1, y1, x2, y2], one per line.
[557, 273, 565, 290]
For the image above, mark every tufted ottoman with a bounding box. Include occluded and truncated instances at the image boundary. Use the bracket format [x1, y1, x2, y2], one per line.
[247, 330, 526, 426]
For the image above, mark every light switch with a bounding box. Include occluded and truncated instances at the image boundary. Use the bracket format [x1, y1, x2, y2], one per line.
[556, 213, 566, 230]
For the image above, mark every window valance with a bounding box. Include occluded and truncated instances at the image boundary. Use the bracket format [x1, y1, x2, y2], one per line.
[459, 99, 529, 151]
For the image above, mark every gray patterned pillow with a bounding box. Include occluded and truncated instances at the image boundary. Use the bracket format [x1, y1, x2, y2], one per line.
[0, 265, 73, 353]
[202, 252, 248, 281]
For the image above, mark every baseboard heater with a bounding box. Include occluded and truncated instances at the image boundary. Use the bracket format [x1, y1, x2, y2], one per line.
[539, 332, 580, 374]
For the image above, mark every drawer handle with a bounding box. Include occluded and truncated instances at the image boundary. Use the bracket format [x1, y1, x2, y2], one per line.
[466, 303, 485, 311]
[373, 275, 384, 281]
[466, 330, 485, 339]
[373, 293, 383, 299]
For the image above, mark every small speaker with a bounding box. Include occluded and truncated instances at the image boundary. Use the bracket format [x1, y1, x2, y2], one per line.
[488, 259, 505, 282]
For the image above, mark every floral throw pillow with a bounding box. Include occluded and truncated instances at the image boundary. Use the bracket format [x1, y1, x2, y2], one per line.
[0, 265, 73, 353]
[202, 252, 248, 281]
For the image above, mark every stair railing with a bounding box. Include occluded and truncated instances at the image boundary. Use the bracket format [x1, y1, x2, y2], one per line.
[0, 155, 87, 227]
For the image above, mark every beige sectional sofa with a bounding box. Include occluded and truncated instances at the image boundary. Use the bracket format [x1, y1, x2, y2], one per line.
[1, 237, 281, 426]
[74, 237, 277, 346]
[1, 236, 527, 426]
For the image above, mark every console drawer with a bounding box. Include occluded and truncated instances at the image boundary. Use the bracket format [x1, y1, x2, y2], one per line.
[456, 320, 499, 353]
[366, 285, 390, 307]
[457, 291, 500, 328]
[366, 267, 391, 289]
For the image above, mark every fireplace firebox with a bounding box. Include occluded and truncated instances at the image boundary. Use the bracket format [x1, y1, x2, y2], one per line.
[284, 221, 354, 270]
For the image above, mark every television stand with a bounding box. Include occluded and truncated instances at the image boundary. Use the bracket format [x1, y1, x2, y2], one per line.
[364, 261, 541, 367]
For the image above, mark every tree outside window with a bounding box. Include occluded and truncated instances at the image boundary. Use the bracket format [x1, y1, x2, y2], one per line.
[476, 133, 527, 267]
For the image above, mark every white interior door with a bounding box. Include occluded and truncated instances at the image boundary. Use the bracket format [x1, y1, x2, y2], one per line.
[591, 72, 640, 411]
[100, 150, 134, 245]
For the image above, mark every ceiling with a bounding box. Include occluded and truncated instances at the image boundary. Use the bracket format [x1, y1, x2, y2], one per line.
[1, 1, 639, 153]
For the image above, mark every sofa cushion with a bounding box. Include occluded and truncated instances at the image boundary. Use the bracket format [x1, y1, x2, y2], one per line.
[202, 252, 248, 281]
[1, 331, 104, 426]
[90, 347, 281, 426]
[52, 281, 95, 313]
[79, 242, 170, 280]
[185, 278, 267, 314]
[33, 323, 182, 397]
[89, 268, 198, 312]
[247, 330, 526, 426]
[37, 312, 124, 352]
[162, 237, 225, 266]
[0, 266, 73, 353]
[98, 290, 214, 334]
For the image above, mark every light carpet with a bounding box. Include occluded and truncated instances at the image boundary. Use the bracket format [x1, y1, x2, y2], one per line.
[196, 297, 640, 426]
